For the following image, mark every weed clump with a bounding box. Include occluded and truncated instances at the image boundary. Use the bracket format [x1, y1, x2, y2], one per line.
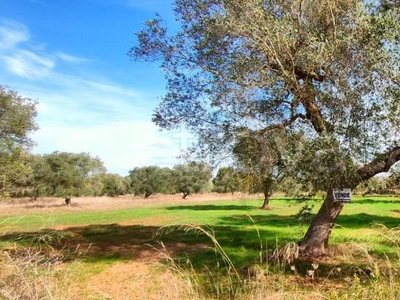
[0, 229, 86, 300]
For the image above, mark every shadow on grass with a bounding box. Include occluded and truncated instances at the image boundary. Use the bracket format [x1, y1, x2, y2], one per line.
[165, 198, 316, 212]
[337, 213, 400, 228]
[166, 204, 255, 211]
[0, 210, 399, 276]
[214, 212, 399, 229]
[0, 221, 292, 268]
[353, 197, 400, 204]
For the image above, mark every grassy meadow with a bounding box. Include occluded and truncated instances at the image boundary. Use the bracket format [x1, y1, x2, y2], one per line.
[0, 194, 400, 299]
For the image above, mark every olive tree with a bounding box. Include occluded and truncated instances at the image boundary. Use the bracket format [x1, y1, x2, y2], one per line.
[233, 129, 294, 209]
[131, 0, 400, 256]
[0, 86, 38, 198]
[101, 173, 129, 197]
[128, 166, 173, 198]
[212, 166, 240, 194]
[173, 162, 212, 199]
[32, 152, 106, 201]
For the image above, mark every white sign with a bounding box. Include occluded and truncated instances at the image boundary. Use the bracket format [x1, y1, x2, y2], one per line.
[333, 188, 351, 203]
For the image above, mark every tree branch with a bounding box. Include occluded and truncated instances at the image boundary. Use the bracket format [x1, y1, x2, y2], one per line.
[257, 113, 306, 134]
[294, 67, 325, 82]
[357, 146, 400, 181]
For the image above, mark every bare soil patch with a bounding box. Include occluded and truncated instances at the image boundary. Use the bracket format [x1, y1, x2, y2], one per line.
[89, 261, 190, 300]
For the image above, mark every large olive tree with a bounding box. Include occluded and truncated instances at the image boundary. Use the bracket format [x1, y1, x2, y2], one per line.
[128, 166, 174, 198]
[31, 152, 106, 200]
[131, 0, 400, 256]
[0, 86, 38, 197]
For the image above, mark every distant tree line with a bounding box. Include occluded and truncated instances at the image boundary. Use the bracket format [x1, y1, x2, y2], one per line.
[128, 162, 212, 199]
[2, 85, 400, 207]
[10, 151, 130, 200]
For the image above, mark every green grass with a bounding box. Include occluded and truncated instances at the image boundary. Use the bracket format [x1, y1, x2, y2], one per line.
[1, 194, 400, 299]
[1, 196, 399, 253]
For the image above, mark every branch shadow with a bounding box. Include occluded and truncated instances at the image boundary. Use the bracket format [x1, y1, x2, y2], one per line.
[215, 213, 400, 229]
[352, 197, 400, 204]
[166, 204, 255, 211]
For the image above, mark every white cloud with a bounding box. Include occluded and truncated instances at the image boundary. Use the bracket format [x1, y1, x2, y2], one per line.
[0, 19, 177, 175]
[3, 49, 55, 79]
[0, 20, 91, 80]
[83, 80, 140, 98]
[0, 19, 29, 50]
[31, 120, 182, 175]
[55, 52, 91, 63]
[16, 71, 179, 175]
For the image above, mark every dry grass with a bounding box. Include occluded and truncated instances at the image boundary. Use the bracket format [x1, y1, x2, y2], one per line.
[0, 244, 84, 299]
[0, 193, 254, 216]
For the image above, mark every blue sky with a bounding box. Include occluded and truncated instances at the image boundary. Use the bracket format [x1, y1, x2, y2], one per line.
[0, 0, 192, 176]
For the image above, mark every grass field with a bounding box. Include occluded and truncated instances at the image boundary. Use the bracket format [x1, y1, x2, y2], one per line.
[0, 193, 400, 299]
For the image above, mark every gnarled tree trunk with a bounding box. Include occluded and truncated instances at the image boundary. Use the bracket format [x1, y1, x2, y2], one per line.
[299, 189, 343, 257]
[299, 147, 400, 257]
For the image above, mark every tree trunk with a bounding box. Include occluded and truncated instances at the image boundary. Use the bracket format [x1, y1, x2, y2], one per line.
[298, 147, 400, 257]
[144, 192, 152, 198]
[299, 189, 344, 257]
[65, 197, 71, 206]
[182, 192, 190, 199]
[260, 192, 271, 210]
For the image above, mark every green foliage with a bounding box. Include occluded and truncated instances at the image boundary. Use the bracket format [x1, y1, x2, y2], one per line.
[128, 166, 173, 198]
[212, 167, 240, 194]
[127, 162, 212, 199]
[173, 162, 212, 198]
[382, 165, 400, 194]
[30, 152, 107, 198]
[0, 86, 38, 198]
[0, 86, 38, 149]
[233, 130, 295, 200]
[295, 203, 315, 227]
[132, 0, 400, 252]
[357, 177, 390, 195]
[131, 0, 400, 173]
[101, 173, 129, 196]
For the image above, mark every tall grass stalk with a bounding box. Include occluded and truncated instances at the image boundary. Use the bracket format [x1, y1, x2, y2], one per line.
[156, 224, 244, 298]
[0, 224, 86, 300]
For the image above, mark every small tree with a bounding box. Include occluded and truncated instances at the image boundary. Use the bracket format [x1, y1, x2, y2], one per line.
[128, 166, 173, 198]
[101, 173, 129, 197]
[173, 162, 212, 199]
[233, 129, 295, 209]
[212, 167, 240, 194]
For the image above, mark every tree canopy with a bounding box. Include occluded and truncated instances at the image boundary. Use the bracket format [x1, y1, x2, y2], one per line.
[128, 166, 174, 198]
[101, 173, 129, 197]
[31, 152, 107, 199]
[212, 166, 240, 194]
[173, 161, 212, 198]
[0, 86, 38, 197]
[233, 129, 291, 209]
[131, 0, 400, 256]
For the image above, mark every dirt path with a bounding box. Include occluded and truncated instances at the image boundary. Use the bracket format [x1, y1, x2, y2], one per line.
[89, 261, 189, 300]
